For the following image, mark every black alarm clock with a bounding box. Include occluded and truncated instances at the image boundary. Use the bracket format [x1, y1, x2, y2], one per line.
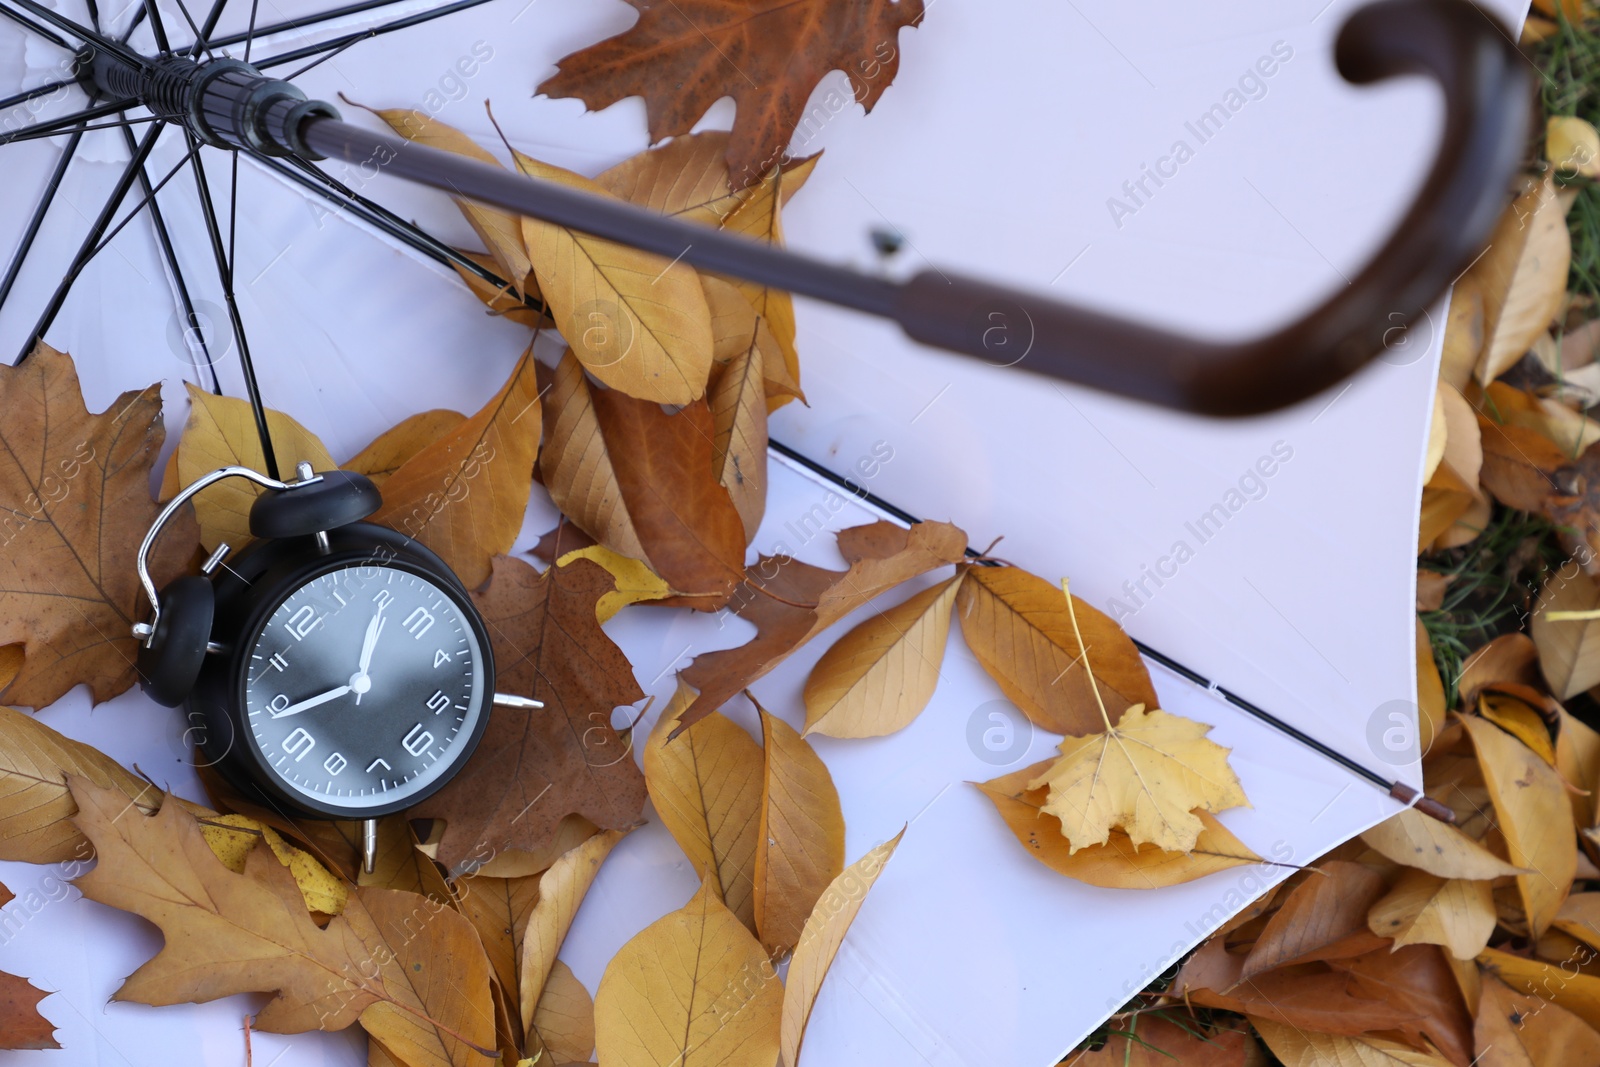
[131, 462, 540, 872]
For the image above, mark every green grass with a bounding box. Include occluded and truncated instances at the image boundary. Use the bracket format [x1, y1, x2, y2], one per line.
[1537, 11, 1600, 309]
[1418, 508, 1567, 703]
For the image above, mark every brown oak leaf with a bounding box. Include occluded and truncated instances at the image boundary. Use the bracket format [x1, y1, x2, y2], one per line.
[0, 344, 198, 707]
[676, 519, 966, 735]
[539, 0, 925, 188]
[69, 778, 495, 1066]
[0, 967, 55, 1050]
[414, 556, 647, 871]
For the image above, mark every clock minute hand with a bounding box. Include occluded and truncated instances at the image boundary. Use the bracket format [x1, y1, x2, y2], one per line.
[355, 610, 385, 705]
[271, 685, 351, 719]
[358, 611, 385, 674]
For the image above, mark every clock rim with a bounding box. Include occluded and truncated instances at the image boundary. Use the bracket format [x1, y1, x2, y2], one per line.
[225, 548, 495, 819]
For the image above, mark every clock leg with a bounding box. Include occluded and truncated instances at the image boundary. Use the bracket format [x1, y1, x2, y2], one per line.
[361, 818, 378, 875]
[492, 693, 544, 710]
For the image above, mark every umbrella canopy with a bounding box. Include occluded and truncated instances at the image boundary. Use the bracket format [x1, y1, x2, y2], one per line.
[0, 0, 1525, 1062]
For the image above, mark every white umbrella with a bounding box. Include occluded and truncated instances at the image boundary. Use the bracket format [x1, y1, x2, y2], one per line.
[0, 0, 1528, 1062]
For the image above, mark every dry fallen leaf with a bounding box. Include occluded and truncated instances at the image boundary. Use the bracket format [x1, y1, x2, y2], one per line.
[1417, 620, 1447, 753]
[1456, 634, 1542, 706]
[802, 572, 963, 739]
[717, 154, 820, 389]
[1532, 569, 1600, 699]
[0, 345, 199, 707]
[540, 0, 922, 188]
[678, 520, 967, 735]
[457, 870, 540, 1048]
[1556, 706, 1600, 831]
[975, 760, 1263, 889]
[371, 348, 541, 591]
[754, 702, 845, 956]
[555, 544, 672, 622]
[708, 321, 769, 542]
[175, 384, 336, 551]
[702, 276, 805, 411]
[511, 155, 712, 404]
[1029, 703, 1249, 855]
[1176, 956, 1426, 1042]
[1425, 378, 1449, 482]
[518, 829, 627, 1039]
[465, 814, 601, 880]
[1549, 115, 1600, 178]
[1440, 277, 1485, 392]
[70, 778, 495, 1067]
[956, 565, 1159, 736]
[1366, 869, 1496, 961]
[1554, 893, 1600, 950]
[595, 131, 762, 226]
[1251, 1019, 1454, 1067]
[1461, 714, 1576, 936]
[414, 557, 646, 871]
[0, 969, 55, 1051]
[0, 704, 177, 864]
[1475, 973, 1600, 1067]
[1475, 410, 1570, 517]
[586, 382, 746, 604]
[643, 683, 763, 931]
[1476, 687, 1557, 765]
[1211, 943, 1473, 1063]
[1472, 176, 1573, 384]
[345, 409, 467, 490]
[595, 875, 782, 1067]
[1241, 861, 1387, 979]
[370, 108, 532, 291]
[538, 350, 746, 604]
[359, 820, 451, 906]
[594, 134, 809, 408]
[781, 830, 903, 1067]
[1480, 947, 1600, 1030]
[1359, 805, 1525, 881]
[197, 812, 350, 915]
[1419, 460, 1479, 553]
[538, 352, 648, 562]
[531, 958, 595, 1064]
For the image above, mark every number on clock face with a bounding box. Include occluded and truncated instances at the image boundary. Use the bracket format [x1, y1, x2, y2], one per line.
[243, 565, 485, 810]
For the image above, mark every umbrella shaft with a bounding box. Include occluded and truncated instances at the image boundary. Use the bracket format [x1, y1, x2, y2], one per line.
[301, 117, 903, 321]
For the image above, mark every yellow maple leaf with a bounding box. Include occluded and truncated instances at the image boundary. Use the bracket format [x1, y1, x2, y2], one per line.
[1026, 580, 1248, 854]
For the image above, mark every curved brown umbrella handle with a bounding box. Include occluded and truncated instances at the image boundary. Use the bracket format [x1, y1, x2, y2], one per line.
[291, 0, 1529, 416]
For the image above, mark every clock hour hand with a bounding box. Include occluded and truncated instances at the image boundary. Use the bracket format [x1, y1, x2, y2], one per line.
[271, 685, 351, 718]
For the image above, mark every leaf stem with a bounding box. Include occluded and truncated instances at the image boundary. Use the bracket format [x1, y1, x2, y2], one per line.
[1061, 578, 1114, 732]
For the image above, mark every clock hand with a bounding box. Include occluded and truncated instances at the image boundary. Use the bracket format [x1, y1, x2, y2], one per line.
[358, 611, 385, 673]
[271, 685, 351, 718]
[355, 610, 386, 705]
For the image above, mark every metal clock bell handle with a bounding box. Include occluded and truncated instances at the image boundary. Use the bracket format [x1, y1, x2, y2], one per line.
[288, 0, 1528, 417]
[131, 464, 322, 645]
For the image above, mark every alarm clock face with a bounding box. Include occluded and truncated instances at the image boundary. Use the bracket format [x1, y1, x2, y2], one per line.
[237, 559, 489, 815]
